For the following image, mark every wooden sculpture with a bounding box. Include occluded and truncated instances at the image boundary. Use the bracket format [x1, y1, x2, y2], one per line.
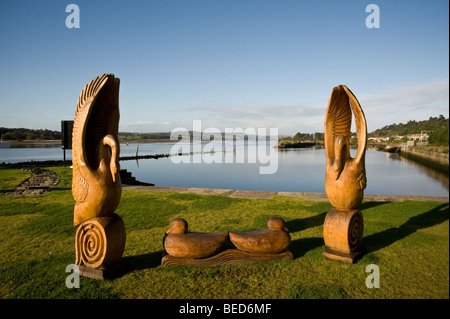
[72, 73, 125, 279]
[322, 85, 367, 263]
[229, 217, 290, 254]
[161, 217, 293, 267]
[164, 218, 229, 259]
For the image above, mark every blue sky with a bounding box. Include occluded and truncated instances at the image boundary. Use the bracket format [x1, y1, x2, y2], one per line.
[0, 0, 448, 135]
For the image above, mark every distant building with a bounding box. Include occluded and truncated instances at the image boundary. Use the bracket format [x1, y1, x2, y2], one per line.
[407, 131, 430, 143]
[368, 136, 389, 143]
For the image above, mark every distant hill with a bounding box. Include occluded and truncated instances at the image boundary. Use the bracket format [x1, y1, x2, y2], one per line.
[368, 115, 448, 137]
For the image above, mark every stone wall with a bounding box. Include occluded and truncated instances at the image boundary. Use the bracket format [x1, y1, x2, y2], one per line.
[401, 147, 449, 166]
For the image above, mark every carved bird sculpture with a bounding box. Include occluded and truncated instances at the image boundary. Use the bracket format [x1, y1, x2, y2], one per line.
[163, 218, 229, 259]
[229, 217, 291, 254]
[72, 74, 122, 226]
[324, 85, 367, 211]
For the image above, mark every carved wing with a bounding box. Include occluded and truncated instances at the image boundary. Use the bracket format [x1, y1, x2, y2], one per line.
[72, 74, 120, 202]
[342, 85, 367, 190]
[342, 85, 367, 164]
[324, 85, 352, 163]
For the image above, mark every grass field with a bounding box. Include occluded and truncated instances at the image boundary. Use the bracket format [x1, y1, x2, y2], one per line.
[0, 165, 448, 299]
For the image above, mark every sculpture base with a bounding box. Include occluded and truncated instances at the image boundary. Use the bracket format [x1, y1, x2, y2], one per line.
[75, 262, 124, 280]
[322, 248, 362, 264]
[161, 249, 293, 267]
[322, 208, 364, 264]
[74, 214, 126, 279]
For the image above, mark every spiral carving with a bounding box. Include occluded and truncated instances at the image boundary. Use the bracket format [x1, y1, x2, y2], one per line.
[75, 220, 106, 268]
[75, 214, 126, 269]
[347, 210, 363, 251]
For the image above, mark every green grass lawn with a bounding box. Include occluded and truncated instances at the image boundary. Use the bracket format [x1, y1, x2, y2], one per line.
[0, 166, 448, 299]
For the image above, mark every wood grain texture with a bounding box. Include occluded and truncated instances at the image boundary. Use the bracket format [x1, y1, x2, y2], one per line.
[229, 217, 290, 254]
[72, 74, 122, 226]
[162, 217, 293, 267]
[323, 208, 363, 254]
[324, 85, 367, 211]
[161, 249, 293, 267]
[163, 218, 229, 259]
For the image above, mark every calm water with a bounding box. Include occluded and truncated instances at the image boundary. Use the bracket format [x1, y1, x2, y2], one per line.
[1, 141, 448, 197]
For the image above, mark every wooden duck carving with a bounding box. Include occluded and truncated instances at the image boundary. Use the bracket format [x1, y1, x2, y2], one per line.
[72, 74, 122, 226]
[229, 217, 291, 254]
[324, 85, 367, 211]
[163, 218, 229, 259]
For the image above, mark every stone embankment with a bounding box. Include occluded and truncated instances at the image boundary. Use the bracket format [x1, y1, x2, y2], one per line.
[401, 147, 449, 165]
[399, 147, 449, 173]
[4, 167, 59, 197]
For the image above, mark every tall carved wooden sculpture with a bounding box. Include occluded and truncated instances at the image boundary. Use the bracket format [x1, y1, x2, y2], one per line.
[323, 85, 367, 263]
[72, 74, 125, 279]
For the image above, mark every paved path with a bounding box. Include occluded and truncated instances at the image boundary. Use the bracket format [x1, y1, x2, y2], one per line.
[123, 185, 449, 202]
[4, 167, 60, 197]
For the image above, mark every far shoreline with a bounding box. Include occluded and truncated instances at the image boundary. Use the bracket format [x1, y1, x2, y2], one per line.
[7, 139, 180, 144]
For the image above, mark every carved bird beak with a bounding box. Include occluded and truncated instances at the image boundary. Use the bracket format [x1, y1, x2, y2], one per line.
[110, 161, 118, 183]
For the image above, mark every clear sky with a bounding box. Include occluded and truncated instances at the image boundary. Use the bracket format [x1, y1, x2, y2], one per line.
[0, 0, 448, 135]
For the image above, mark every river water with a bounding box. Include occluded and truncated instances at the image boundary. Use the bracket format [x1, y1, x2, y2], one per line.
[0, 141, 448, 197]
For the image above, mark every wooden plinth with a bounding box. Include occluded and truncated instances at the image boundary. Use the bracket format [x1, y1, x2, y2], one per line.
[322, 248, 362, 264]
[322, 208, 364, 263]
[161, 249, 293, 267]
[75, 262, 124, 280]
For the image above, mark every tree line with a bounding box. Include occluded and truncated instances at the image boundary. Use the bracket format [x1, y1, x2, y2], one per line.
[368, 115, 448, 146]
[119, 132, 172, 140]
[281, 132, 324, 142]
[2, 115, 448, 146]
[0, 127, 61, 141]
[369, 115, 448, 138]
[428, 123, 449, 146]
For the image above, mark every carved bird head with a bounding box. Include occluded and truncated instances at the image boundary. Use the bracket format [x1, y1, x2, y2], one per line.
[267, 217, 289, 232]
[166, 218, 188, 234]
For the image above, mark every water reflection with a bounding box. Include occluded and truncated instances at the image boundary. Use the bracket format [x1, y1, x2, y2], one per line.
[119, 146, 449, 197]
[10, 142, 61, 148]
[0, 143, 70, 163]
[387, 152, 449, 192]
[0, 142, 448, 197]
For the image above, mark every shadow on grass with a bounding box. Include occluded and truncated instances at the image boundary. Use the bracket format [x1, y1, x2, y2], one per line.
[121, 251, 163, 274]
[285, 212, 327, 233]
[360, 200, 393, 210]
[286, 202, 449, 260]
[285, 200, 391, 234]
[289, 237, 324, 259]
[285, 212, 326, 259]
[364, 202, 449, 253]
